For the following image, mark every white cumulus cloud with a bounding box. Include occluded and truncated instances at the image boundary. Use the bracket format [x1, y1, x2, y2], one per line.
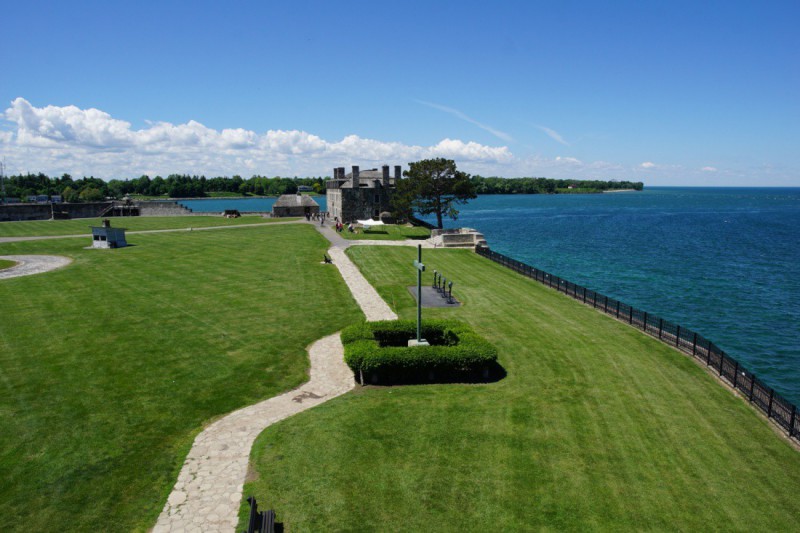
[1, 98, 513, 178]
[701, 166, 718, 172]
[640, 161, 656, 168]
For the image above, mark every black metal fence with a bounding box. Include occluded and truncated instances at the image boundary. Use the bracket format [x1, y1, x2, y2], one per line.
[409, 215, 436, 230]
[475, 245, 800, 443]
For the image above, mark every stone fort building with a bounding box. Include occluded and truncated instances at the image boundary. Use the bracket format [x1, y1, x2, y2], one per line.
[326, 165, 401, 222]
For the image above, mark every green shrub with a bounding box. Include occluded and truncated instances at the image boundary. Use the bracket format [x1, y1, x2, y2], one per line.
[341, 319, 498, 384]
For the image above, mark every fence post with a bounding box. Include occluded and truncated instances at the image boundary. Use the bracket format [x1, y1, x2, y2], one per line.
[692, 332, 697, 355]
[767, 389, 775, 418]
[749, 375, 756, 402]
[593, 293, 598, 308]
[629, 307, 633, 324]
[616, 300, 620, 318]
[706, 344, 712, 366]
[790, 406, 797, 438]
[583, 287, 587, 303]
[675, 325, 681, 347]
[718, 353, 725, 377]
[603, 296, 608, 313]
[643, 312, 648, 332]
[658, 318, 663, 339]
[732, 360, 739, 389]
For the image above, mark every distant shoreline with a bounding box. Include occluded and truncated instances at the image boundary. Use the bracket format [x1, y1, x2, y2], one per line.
[602, 189, 638, 193]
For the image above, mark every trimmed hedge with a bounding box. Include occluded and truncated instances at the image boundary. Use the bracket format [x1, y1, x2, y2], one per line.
[341, 319, 498, 384]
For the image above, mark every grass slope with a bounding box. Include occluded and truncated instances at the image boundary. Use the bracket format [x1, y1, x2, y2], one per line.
[0, 259, 16, 270]
[337, 224, 430, 241]
[242, 246, 800, 531]
[0, 224, 361, 532]
[0, 215, 292, 238]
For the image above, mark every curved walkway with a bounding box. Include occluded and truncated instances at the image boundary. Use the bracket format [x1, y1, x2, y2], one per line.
[0, 255, 73, 279]
[154, 221, 400, 532]
[153, 333, 354, 532]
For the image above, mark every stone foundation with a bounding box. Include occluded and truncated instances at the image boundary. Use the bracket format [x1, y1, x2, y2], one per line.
[430, 228, 488, 249]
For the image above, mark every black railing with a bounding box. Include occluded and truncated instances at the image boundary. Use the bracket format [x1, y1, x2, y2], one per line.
[409, 215, 436, 230]
[475, 245, 800, 443]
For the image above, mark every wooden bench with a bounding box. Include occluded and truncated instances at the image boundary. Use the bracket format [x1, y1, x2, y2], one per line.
[243, 496, 276, 533]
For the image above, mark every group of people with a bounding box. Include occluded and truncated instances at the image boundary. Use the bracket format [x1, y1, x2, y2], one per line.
[306, 211, 327, 224]
[331, 217, 356, 233]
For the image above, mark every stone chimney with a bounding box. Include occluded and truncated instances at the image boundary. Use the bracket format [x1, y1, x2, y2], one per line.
[394, 165, 402, 182]
[352, 165, 360, 188]
[382, 165, 390, 188]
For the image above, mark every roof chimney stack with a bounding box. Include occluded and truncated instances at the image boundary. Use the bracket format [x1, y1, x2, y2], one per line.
[382, 165, 390, 188]
[352, 166, 360, 188]
[394, 165, 402, 183]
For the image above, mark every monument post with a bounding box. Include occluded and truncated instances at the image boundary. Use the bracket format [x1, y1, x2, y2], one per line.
[411, 244, 428, 345]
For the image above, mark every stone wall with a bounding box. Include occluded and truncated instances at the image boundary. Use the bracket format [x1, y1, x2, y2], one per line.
[0, 204, 52, 221]
[0, 202, 112, 222]
[336, 187, 393, 222]
[136, 201, 194, 216]
[327, 189, 343, 220]
[0, 200, 195, 221]
[430, 228, 488, 249]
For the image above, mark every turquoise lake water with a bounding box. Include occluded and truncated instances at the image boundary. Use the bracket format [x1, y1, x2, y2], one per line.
[180, 197, 285, 212]
[183, 188, 800, 405]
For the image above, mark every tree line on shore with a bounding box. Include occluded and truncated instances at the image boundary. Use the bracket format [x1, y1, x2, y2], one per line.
[470, 176, 643, 194]
[0, 173, 327, 201]
[0, 172, 642, 202]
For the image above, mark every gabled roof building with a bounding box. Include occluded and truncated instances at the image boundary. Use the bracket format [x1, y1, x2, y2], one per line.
[271, 193, 320, 217]
[326, 165, 401, 222]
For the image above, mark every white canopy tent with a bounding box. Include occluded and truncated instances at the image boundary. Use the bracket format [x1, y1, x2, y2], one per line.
[357, 219, 385, 230]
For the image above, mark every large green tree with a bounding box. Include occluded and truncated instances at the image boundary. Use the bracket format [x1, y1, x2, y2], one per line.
[393, 158, 476, 229]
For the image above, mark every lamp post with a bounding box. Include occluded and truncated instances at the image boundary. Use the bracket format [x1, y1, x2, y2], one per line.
[411, 244, 428, 345]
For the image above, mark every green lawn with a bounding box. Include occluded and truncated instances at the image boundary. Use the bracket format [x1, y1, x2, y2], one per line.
[242, 246, 800, 531]
[0, 224, 362, 531]
[338, 224, 430, 241]
[0, 259, 16, 270]
[0, 215, 293, 238]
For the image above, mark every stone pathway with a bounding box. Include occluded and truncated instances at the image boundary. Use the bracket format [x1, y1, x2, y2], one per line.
[153, 333, 353, 532]
[0, 255, 73, 279]
[154, 221, 402, 531]
[327, 246, 397, 321]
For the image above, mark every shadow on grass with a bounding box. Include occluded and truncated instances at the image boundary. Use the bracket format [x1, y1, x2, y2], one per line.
[356, 361, 507, 386]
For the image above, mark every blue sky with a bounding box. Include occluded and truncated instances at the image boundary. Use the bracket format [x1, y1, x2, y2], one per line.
[1, 0, 798, 185]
